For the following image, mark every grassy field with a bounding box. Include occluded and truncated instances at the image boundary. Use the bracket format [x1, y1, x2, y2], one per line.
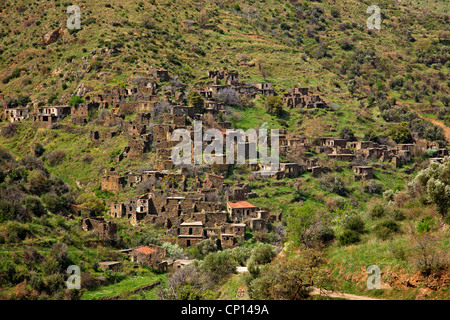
[217, 274, 251, 300]
[82, 273, 165, 300]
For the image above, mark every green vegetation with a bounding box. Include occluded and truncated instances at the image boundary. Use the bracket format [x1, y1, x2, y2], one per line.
[187, 90, 204, 113]
[82, 274, 164, 300]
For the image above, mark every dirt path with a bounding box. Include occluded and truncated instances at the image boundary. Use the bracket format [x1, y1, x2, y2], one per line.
[309, 288, 383, 300]
[278, 246, 383, 300]
[417, 114, 450, 144]
[395, 100, 450, 144]
[234, 265, 382, 300]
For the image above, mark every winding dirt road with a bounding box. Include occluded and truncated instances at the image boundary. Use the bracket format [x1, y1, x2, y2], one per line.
[417, 114, 450, 144]
[395, 100, 450, 144]
[309, 288, 383, 300]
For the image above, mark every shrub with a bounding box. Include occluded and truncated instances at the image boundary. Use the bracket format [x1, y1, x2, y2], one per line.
[130, 230, 162, 247]
[44, 273, 65, 294]
[68, 95, 85, 107]
[91, 58, 103, 71]
[2, 68, 25, 84]
[187, 91, 204, 113]
[338, 230, 361, 246]
[42, 193, 64, 214]
[343, 216, 365, 234]
[249, 248, 330, 300]
[265, 96, 284, 116]
[246, 257, 261, 279]
[81, 271, 98, 289]
[339, 126, 355, 140]
[158, 265, 214, 300]
[374, 220, 399, 240]
[0, 262, 20, 284]
[412, 159, 450, 217]
[48, 94, 58, 104]
[50, 242, 70, 267]
[142, 15, 155, 29]
[388, 125, 413, 144]
[230, 246, 253, 266]
[389, 209, 405, 221]
[123, 55, 138, 63]
[200, 251, 236, 283]
[0, 200, 26, 222]
[196, 239, 217, 255]
[286, 205, 319, 248]
[23, 247, 43, 266]
[362, 181, 383, 194]
[81, 153, 94, 164]
[1, 123, 18, 138]
[16, 94, 31, 107]
[320, 174, 348, 196]
[389, 243, 408, 261]
[375, 227, 392, 241]
[42, 257, 60, 276]
[318, 226, 335, 244]
[390, 76, 404, 90]
[215, 87, 242, 107]
[330, 6, 340, 18]
[76, 193, 105, 216]
[412, 234, 447, 275]
[383, 190, 396, 202]
[338, 37, 354, 51]
[232, 4, 241, 11]
[249, 243, 276, 265]
[46, 150, 66, 167]
[33, 143, 45, 157]
[161, 242, 185, 259]
[416, 216, 436, 233]
[22, 196, 46, 217]
[29, 274, 45, 292]
[6, 221, 29, 243]
[369, 203, 386, 219]
[27, 170, 47, 193]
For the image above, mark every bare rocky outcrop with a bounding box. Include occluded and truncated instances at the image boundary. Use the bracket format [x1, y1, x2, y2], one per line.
[41, 27, 63, 45]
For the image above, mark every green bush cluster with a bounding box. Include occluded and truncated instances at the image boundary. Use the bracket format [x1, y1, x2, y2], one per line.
[374, 220, 400, 240]
[338, 215, 365, 246]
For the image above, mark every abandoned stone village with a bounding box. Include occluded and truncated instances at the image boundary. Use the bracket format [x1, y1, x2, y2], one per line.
[2, 67, 448, 270]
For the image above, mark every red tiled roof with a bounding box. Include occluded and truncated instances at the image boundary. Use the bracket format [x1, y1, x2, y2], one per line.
[227, 201, 256, 209]
[138, 193, 154, 199]
[133, 246, 156, 255]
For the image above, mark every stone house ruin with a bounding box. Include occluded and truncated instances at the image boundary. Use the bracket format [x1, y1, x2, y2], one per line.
[177, 221, 205, 248]
[207, 70, 239, 85]
[4, 108, 29, 122]
[82, 217, 118, 240]
[89, 129, 118, 145]
[101, 167, 126, 192]
[32, 106, 71, 128]
[254, 83, 274, 96]
[130, 244, 167, 270]
[227, 201, 258, 223]
[71, 102, 100, 124]
[98, 261, 122, 271]
[282, 87, 329, 110]
[353, 166, 374, 181]
[151, 68, 170, 82]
